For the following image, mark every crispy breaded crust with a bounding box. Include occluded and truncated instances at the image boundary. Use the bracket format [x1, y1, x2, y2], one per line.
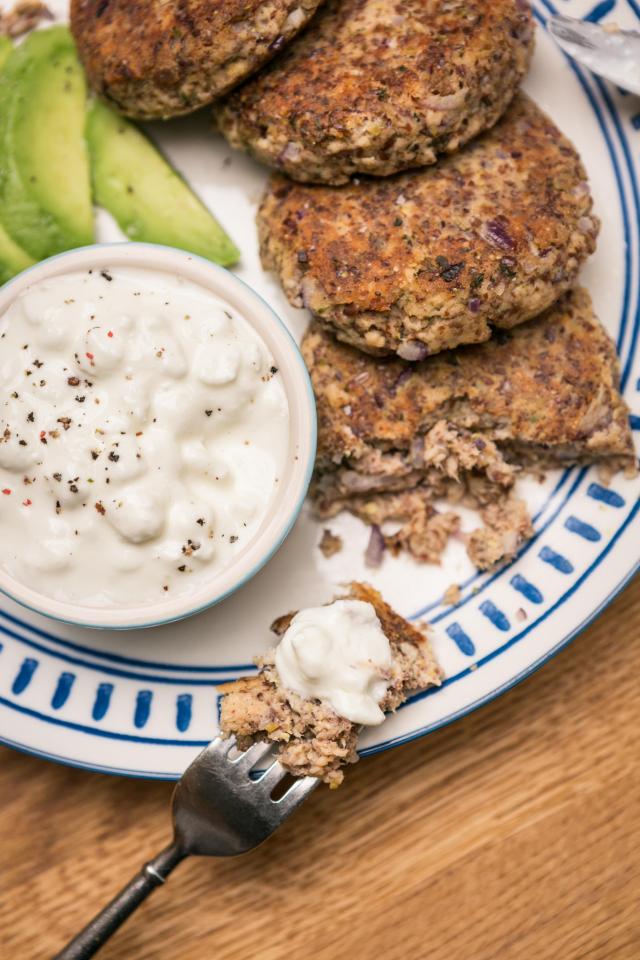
[220, 583, 442, 786]
[258, 96, 599, 357]
[215, 0, 534, 184]
[303, 288, 634, 473]
[70, 0, 323, 119]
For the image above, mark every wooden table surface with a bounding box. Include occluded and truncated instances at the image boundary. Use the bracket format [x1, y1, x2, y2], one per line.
[1, 577, 639, 960]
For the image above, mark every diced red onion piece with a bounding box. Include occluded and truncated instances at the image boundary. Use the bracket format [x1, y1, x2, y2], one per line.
[482, 219, 516, 251]
[284, 7, 305, 30]
[300, 276, 321, 310]
[341, 471, 388, 493]
[410, 436, 425, 468]
[577, 216, 595, 234]
[390, 367, 413, 394]
[397, 340, 428, 361]
[423, 91, 466, 111]
[364, 524, 386, 568]
[279, 141, 301, 164]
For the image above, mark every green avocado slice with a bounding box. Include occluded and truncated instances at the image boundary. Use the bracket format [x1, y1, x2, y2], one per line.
[0, 34, 12, 68]
[0, 35, 35, 285]
[0, 221, 35, 287]
[0, 27, 94, 261]
[86, 99, 240, 268]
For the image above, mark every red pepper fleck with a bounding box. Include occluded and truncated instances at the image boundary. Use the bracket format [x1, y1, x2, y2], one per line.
[107, 331, 114, 338]
[23, 499, 32, 506]
[86, 352, 94, 360]
[2, 488, 11, 495]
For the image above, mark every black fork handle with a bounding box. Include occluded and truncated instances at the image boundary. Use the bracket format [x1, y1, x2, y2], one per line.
[53, 841, 185, 960]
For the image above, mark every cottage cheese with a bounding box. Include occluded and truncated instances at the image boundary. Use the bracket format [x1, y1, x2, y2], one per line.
[0, 266, 290, 608]
[275, 599, 393, 724]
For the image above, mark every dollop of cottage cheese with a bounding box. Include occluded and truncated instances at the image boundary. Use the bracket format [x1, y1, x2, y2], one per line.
[0, 267, 290, 607]
[275, 599, 393, 725]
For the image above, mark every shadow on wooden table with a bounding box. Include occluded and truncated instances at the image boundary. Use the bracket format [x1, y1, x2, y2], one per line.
[1, 577, 639, 960]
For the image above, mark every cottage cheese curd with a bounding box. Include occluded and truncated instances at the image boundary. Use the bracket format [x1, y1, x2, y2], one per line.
[275, 599, 393, 725]
[0, 267, 290, 608]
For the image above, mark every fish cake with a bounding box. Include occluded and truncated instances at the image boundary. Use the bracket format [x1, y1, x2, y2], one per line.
[259, 96, 599, 358]
[215, 0, 534, 184]
[71, 0, 324, 119]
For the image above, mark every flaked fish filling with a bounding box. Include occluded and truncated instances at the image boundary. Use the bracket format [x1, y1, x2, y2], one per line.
[315, 420, 516, 497]
[311, 421, 531, 570]
[311, 406, 636, 571]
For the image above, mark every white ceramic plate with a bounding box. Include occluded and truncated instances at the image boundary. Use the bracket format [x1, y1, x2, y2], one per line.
[0, 0, 638, 779]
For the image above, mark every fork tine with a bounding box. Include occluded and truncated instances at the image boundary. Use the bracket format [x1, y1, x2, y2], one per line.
[232, 740, 274, 772]
[256, 759, 287, 792]
[205, 735, 236, 757]
[273, 775, 319, 814]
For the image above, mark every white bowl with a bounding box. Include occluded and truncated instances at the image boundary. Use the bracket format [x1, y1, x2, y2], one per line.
[0, 243, 317, 630]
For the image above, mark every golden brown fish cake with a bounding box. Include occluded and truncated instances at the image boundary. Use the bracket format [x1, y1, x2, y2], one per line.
[70, 0, 324, 120]
[304, 287, 634, 490]
[214, 0, 534, 184]
[259, 95, 599, 359]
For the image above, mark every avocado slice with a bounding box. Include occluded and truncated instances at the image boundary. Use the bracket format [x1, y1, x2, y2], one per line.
[0, 35, 12, 69]
[0, 36, 35, 285]
[0, 27, 94, 261]
[86, 99, 240, 268]
[0, 220, 35, 287]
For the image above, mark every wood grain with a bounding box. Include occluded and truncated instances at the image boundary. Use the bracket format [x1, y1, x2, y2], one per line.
[1, 578, 639, 960]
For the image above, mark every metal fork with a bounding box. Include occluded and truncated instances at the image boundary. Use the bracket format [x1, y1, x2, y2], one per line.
[54, 738, 318, 960]
[549, 14, 640, 96]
